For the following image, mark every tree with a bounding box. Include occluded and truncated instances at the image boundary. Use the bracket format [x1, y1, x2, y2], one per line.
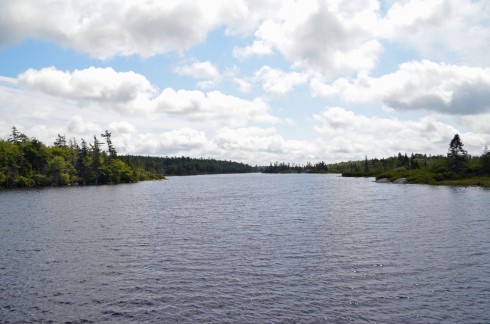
[47, 156, 72, 186]
[53, 134, 67, 148]
[447, 134, 467, 172]
[101, 130, 117, 159]
[9, 126, 28, 143]
[76, 139, 89, 185]
[90, 135, 102, 185]
[481, 146, 490, 175]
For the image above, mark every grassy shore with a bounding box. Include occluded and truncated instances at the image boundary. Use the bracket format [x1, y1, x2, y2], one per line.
[371, 169, 490, 188]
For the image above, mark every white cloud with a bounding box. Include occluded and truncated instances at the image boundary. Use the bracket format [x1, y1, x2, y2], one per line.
[211, 127, 318, 164]
[382, 0, 490, 65]
[3, 0, 490, 165]
[311, 106, 490, 158]
[120, 128, 209, 156]
[153, 88, 278, 126]
[0, 0, 282, 60]
[253, 66, 308, 96]
[312, 60, 490, 115]
[1, 0, 489, 73]
[108, 121, 136, 134]
[13, 66, 279, 127]
[233, 40, 273, 59]
[67, 115, 101, 136]
[232, 77, 252, 93]
[238, 0, 383, 76]
[174, 59, 221, 89]
[459, 114, 490, 134]
[18, 67, 156, 113]
[1, 1, 385, 74]
[0, 1, 230, 59]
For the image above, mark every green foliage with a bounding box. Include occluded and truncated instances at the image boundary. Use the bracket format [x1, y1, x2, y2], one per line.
[0, 128, 164, 189]
[263, 135, 489, 187]
[481, 152, 490, 175]
[124, 155, 255, 176]
[13, 175, 35, 188]
[447, 134, 467, 172]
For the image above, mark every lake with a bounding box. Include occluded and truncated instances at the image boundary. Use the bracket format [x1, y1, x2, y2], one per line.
[1, 173, 489, 322]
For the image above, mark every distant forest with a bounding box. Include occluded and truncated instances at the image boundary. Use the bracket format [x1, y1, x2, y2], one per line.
[2, 128, 490, 188]
[264, 134, 490, 187]
[123, 155, 257, 176]
[0, 127, 257, 189]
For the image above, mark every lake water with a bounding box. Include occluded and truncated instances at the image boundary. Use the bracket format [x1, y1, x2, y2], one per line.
[1, 173, 489, 323]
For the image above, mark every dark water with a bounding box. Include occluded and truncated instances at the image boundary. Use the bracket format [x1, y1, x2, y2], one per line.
[1, 174, 489, 323]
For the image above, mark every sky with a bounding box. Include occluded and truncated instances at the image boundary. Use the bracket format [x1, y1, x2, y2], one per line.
[1, 0, 490, 165]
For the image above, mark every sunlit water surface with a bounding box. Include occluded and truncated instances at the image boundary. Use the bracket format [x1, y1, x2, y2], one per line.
[1, 174, 489, 322]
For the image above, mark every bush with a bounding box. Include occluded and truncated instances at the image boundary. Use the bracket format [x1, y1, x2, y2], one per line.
[14, 175, 35, 188]
[31, 173, 48, 186]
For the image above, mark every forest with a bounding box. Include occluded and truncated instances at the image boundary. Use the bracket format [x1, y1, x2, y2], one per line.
[123, 155, 257, 176]
[0, 127, 164, 188]
[3, 129, 490, 188]
[264, 134, 490, 187]
[0, 127, 259, 189]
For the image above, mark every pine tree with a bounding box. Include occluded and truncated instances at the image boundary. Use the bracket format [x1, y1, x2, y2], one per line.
[90, 136, 102, 185]
[101, 130, 117, 159]
[447, 134, 467, 172]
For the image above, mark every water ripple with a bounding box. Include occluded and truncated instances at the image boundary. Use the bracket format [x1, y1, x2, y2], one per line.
[1, 174, 490, 322]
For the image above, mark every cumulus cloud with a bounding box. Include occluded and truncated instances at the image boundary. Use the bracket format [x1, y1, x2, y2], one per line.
[14, 66, 279, 127]
[108, 121, 136, 134]
[18, 67, 156, 113]
[1, 0, 489, 73]
[235, 0, 383, 76]
[120, 128, 209, 156]
[312, 60, 490, 115]
[312, 106, 480, 158]
[381, 0, 490, 65]
[173, 59, 221, 89]
[0, 1, 226, 59]
[67, 115, 101, 136]
[211, 127, 319, 164]
[233, 40, 274, 59]
[0, 0, 282, 59]
[253, 66, 308, 96]
[153, 88, 278, 126]
[1, 0, 385, 74]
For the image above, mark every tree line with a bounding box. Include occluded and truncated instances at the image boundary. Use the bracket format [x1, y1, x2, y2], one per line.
[123, 155, 257, 176]
[0, 127, 163, 189]
[3, 129, 489, 188]
[263, 134, 490, 186]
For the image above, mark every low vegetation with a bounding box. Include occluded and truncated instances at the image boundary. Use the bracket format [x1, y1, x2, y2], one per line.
[264, 134, 490, 187]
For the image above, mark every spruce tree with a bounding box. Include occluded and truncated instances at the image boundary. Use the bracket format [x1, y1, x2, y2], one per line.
[447, 134, 467, 172]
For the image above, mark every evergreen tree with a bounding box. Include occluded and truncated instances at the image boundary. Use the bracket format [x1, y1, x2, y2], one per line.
[101, 130, 117, 159]
[481, 149, 490, 175]
[76, 139, 89, 185]
[53, 134, 67, 148]
[447, 134, 467, 172]
[90, 135, 102, 185]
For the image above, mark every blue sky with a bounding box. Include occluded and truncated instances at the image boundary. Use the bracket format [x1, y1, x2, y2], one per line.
[1, 0, 490, 164]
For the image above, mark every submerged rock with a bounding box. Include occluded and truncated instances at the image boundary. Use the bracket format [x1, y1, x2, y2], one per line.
[376, 178, 391, 183]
